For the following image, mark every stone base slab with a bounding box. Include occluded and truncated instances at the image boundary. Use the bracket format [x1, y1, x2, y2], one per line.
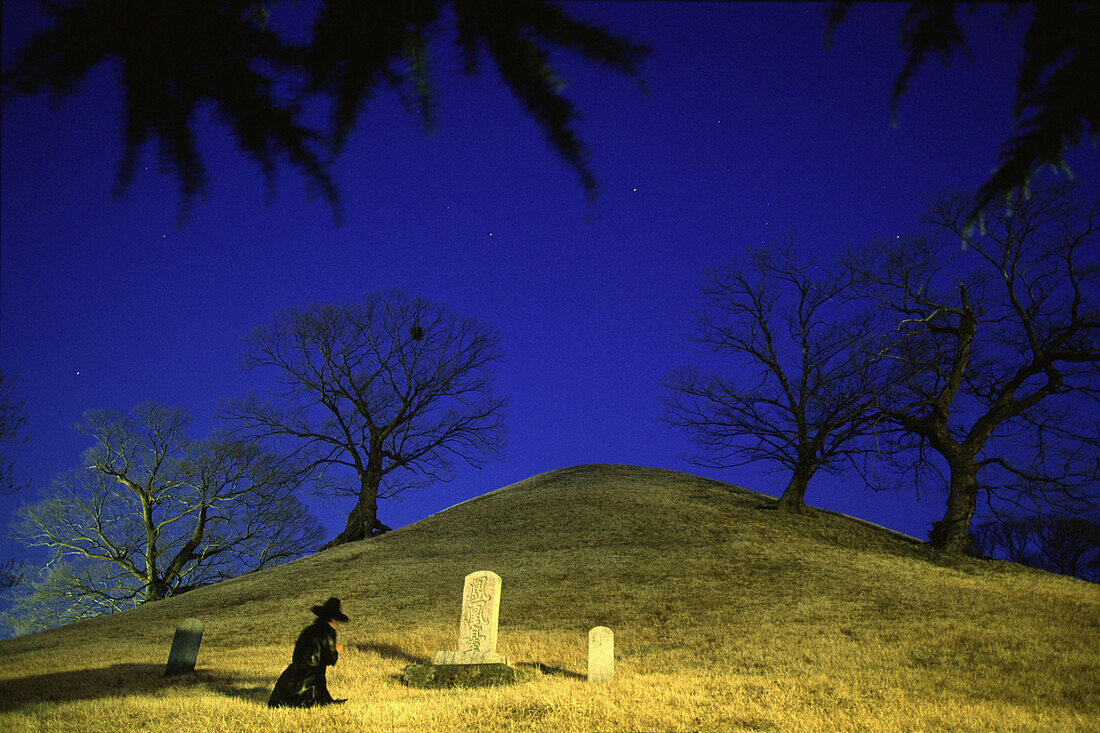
[402, 663, 524, 689]
[432, 650, 510, 665]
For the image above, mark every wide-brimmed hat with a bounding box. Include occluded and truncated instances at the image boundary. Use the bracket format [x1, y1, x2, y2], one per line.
[311, 597, 349, 622]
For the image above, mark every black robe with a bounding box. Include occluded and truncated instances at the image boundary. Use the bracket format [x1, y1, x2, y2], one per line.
[268, 619, 341, 707]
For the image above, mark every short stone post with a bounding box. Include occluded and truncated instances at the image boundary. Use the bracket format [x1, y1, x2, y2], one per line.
[588, 626, 614, 684]
[433, 570, 509, 665]
[165, 618, 204, 677]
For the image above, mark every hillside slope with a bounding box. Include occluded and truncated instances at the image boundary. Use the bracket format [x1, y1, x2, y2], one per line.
[1, 465, 1097, 732]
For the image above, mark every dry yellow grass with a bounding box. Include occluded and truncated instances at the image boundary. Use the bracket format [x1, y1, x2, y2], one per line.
[1, 464, 1097, 732]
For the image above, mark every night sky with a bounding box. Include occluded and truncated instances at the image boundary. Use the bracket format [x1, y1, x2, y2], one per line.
[3, 1, 1097, 571]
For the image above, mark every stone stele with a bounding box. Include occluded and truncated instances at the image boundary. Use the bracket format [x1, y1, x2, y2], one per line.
[588, 626, 614, 684]
[433, 570, 509, 665]
[164, 617, 204, 677]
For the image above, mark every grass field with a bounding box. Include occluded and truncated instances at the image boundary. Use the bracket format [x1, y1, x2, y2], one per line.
[1, 464, 1097, 732]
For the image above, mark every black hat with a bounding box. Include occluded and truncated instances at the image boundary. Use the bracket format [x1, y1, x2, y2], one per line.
[311, 597, 349, 622]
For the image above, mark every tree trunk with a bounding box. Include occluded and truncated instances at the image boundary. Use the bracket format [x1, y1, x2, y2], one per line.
[776, 465, 812, 513]
[324, 466, 382, 548]
[930, 460, 979, 555]
[145, 578, 170, 602]
[325, 495, 377, 547]
[141, 492, 166, 601]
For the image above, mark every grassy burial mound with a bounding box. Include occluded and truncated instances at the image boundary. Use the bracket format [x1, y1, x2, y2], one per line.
[0, 464, 1097, 732]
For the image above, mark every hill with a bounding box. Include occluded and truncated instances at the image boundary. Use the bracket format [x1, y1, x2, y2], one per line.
[0, 464, 1097, 732]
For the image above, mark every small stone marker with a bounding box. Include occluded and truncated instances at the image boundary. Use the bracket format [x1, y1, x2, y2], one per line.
[433, 570, 509, 665]
[165, 618, 204, 677]
[588, 626, 614, 684]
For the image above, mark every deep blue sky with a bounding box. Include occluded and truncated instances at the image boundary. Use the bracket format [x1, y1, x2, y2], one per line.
[3, 1, 1096, 565]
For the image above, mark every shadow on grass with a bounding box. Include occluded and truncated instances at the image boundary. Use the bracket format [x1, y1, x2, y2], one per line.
[354, 642, 433, 684]
[354, 641, 430, 666]
[518, 662, 585, 681]
[198, 670, 272, 704]
[0, 663, 273, 711]
[353, 643, 585, 685]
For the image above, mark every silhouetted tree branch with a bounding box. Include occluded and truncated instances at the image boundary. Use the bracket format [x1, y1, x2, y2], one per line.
[0, 373, 29, 591]
[973, 511, 1099, 582]
[2, 0, 648, 219]
[0, 559, 21, 593]
[0, 373, 29, 496]
[827, 1, 1100, 220]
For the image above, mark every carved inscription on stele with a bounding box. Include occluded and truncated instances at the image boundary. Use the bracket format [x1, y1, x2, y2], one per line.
[459, 572, 498, 652]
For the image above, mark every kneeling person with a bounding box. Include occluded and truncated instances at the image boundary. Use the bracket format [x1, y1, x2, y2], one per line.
[269, 597, 348, 708]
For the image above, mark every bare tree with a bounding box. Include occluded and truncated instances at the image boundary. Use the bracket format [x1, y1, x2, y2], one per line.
[971, 516, 1036, 566]
[665, 244, 880, 512]
[8, 402, 324, 631]
[0, 373, 29, 496]
[222, 291, 505, 547]
[972, 512, 1099, 582]
[852, 183, 1100, 554]
[0, 373, 29, 591]
[0, 559, 21, 594]
[1033, 514, 1100, 580]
